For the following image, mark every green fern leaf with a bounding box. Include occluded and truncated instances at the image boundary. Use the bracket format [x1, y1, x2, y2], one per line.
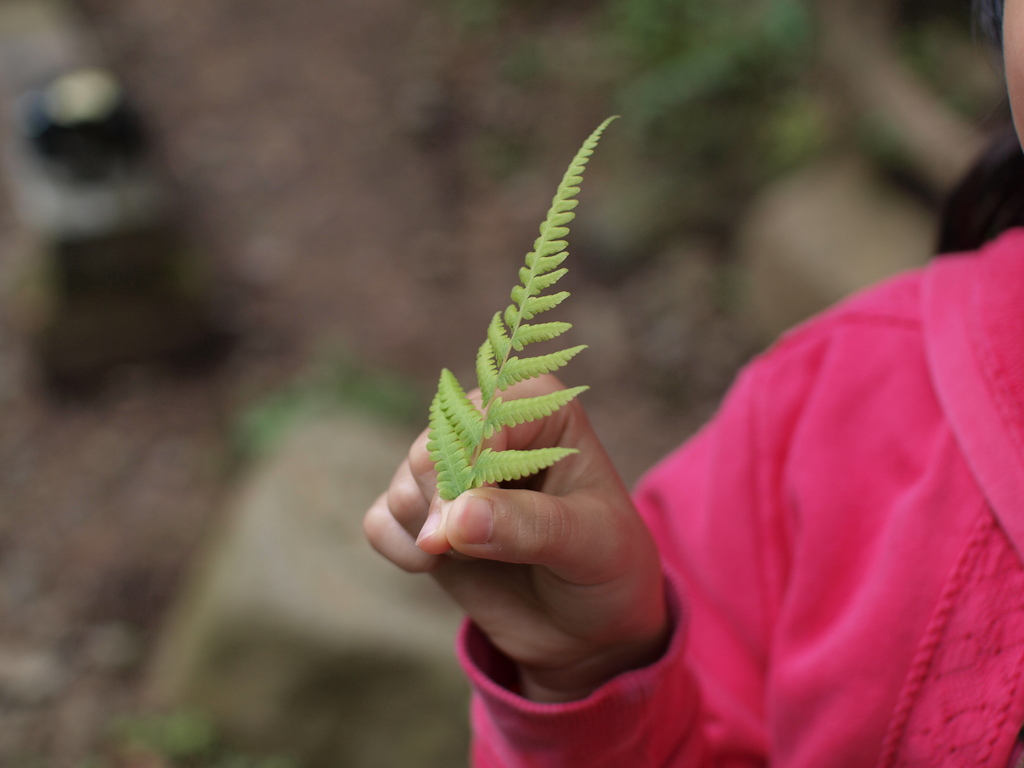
[483, 386, 589, 438]
[435, 368, 484, 447]
[427, 375, 476, 501]
[519, 292, 570, 320]
[471, 446, 580, 486]
[487, 312, 512, 362]
[476, 339, 499, 405]
[523, 268, 568, 295]
[496, 345, 587, 390]
[428, 116, 617, 501]
[525, 251, 568, 273]
[510, 321, 573, 351]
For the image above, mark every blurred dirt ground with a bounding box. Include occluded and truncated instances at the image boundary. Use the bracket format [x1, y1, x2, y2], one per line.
[0, 0, 754, 764]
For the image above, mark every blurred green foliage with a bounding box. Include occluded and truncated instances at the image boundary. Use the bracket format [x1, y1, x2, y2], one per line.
[900, 16, 1004, 118]
[111, 709, 218, 761]
[86, 709, 302, 768]
[439, 0, 821, 230]
[233, 350, 425, 460]
[605, 0, 813, 154]
[439, 0, 993, 197]
[433, 0, 999, 270]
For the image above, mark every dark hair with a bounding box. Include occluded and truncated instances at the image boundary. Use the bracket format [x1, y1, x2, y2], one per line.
[974, 0, 1004, 49]
[938, 0, 1024, 253]
[937, 128, 1024, 252]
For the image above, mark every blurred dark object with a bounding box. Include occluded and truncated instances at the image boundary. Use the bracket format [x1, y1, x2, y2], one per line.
[937, 127, 1024, 254]
[5, 66, 226, 390]
[21, 67, 146, 182]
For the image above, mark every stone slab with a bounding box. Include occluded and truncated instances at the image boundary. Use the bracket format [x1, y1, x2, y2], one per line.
[149, 412, 470, 767]
[737, 157, 935, 344]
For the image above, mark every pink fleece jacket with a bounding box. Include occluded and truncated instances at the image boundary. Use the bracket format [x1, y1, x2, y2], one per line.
[456, 227, 1024, 766]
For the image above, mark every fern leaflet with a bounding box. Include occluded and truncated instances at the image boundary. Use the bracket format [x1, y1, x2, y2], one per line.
[428, 116, 617, 501]
[473, 447, 580, 486]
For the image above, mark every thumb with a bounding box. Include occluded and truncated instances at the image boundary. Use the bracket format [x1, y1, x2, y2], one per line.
[443, 487, 619, 584]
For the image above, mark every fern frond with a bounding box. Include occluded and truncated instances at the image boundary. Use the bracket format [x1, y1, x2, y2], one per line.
[471, 447, 579, 486]
[525, 251, 568, 273]
[427, 374, 476, 501]
[428, 116, 617, 501]
[476, 339, 499, 405]
[435, 368, 484, 447]
[518, 292, 570, 320]
[496, 345, 587, 390]
[524, 268, 568, 294]
[483, 386, 589, 438]
[510, 321, 573, 351]
[486, 312, 512, 364]
[521, 116, 615, 265]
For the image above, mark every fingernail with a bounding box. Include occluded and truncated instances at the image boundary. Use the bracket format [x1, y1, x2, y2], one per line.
[457, 495, 493, 545]
[416, 511, 441, 545]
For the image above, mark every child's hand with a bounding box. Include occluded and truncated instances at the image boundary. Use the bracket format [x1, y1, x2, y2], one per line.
[363, 375, 668, 702]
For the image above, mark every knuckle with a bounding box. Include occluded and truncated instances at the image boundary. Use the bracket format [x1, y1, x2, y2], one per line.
[363, 498, 438, 574]
[523, 495, 578, 561]
[362, 498, 391, 545]
[407, 432, 434, 477]
[388, 470, 427, 526]
[394, 552, 437, 574]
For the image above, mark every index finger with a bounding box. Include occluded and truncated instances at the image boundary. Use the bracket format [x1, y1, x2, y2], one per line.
[407, 427, 439, 503]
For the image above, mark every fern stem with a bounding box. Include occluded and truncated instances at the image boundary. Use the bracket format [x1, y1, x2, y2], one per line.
[430, 118, 616, 494]
[474, 353, 511, 464]
[470, 116, 616, 463]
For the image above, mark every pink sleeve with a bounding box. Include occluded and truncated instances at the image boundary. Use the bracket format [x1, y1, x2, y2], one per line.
[634, 362, 790, 761]
[458, 572, 707, 766]
[455, 359, 796, 767]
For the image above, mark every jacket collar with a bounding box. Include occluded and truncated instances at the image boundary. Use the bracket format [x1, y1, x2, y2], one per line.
[924, 228, 1024, 561]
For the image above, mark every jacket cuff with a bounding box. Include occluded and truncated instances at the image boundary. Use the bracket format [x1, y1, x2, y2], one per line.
[455, 570, 700, 765]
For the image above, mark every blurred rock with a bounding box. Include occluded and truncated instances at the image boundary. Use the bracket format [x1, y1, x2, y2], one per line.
[83, 622, 143, 674]
[737, 157, 935, 344]
[0, 645, 68, 705]
[148, 412, 469, 767]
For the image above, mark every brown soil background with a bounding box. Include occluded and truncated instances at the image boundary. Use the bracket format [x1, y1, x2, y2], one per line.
[0, 0, 853, 763]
